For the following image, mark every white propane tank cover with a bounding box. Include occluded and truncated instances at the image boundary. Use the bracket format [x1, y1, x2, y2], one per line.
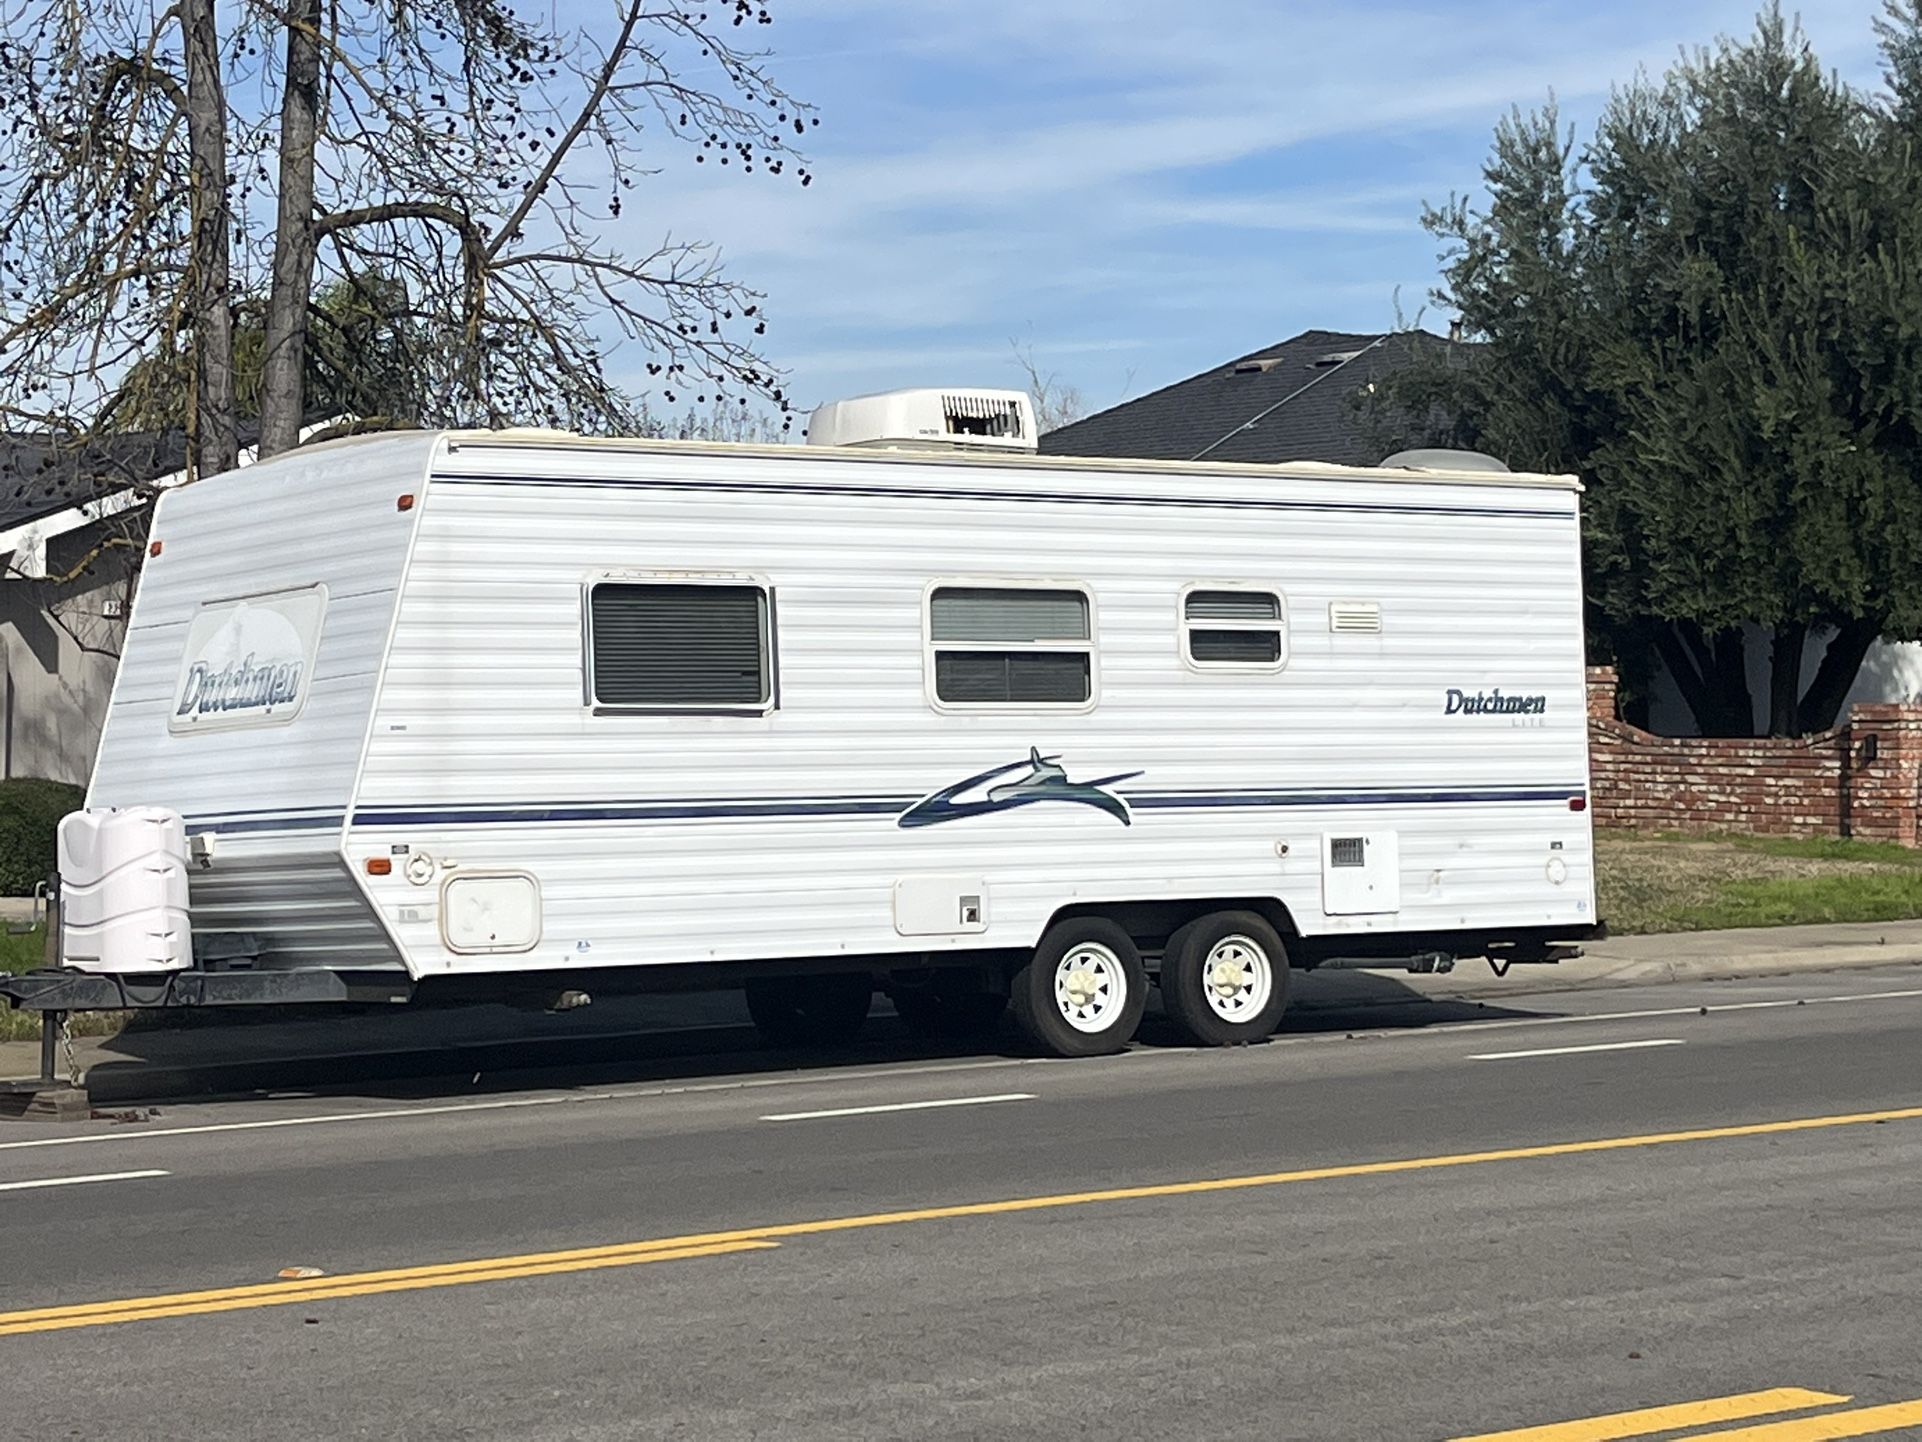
[806, 388, 1038, 453]
[57, 807, 193, 974]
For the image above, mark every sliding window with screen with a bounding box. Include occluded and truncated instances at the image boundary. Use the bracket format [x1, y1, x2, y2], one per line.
[926, 584, 1095, 711]
[1181, 586, 1287, 672]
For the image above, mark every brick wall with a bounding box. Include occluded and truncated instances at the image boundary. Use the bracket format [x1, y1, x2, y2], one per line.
[1585, 667, 1922, 843]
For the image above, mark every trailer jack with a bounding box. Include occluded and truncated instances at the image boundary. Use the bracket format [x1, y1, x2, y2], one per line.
[1486, 942, 1586, 977]
[0, 1009, 87, 1122]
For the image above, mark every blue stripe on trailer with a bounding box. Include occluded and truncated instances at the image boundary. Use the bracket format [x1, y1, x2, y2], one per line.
[344, 787, 1584, 828]
[431, 472, 1575, 522]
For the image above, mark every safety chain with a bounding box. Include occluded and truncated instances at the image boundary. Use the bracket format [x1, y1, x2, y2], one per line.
[61, 1010, 79, 1091]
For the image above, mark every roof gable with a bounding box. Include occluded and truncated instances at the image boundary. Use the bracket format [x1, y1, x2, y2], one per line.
[0, 432, 188, 534]
[1039, 328, 1467, 467]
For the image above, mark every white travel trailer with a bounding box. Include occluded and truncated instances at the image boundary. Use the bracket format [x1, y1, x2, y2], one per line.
[25, 390, 1597, 1059]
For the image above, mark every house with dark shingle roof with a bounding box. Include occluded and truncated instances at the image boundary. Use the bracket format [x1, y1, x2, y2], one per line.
[0, 433, 186, 537]
[0, 421, 350, 787]
[1040, 328, 1466, 466]
[0, 432, 192, 786]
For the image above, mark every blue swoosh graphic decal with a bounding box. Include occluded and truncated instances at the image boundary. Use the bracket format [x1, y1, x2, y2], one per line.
[899, 750, 1144, 829]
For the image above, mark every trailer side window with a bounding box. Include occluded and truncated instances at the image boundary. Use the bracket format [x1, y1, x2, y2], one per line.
[928, 585, 1093, 707]
[1182, 588, 1287, 669]
[589, 581, 772, 710]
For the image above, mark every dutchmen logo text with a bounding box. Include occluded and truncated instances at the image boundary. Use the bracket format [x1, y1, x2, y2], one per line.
[176, 653, 303, 718]
[1445, 688, 1547, 716]
[170, 590, 323, 732]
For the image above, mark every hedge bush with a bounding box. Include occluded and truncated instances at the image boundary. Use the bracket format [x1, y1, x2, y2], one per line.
[0, 779, 86, 896]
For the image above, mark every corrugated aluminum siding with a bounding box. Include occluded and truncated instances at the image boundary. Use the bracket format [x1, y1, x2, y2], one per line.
[350, 439, 1594, 978]
[86, 432, 438, 968]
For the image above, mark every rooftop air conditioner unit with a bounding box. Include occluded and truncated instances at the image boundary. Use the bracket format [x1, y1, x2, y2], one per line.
[805, 388, 1038, 453]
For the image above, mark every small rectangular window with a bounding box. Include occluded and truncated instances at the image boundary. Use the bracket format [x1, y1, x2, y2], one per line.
[928, 585, 1092, 707]
[590, 581, 771, 709]
[1183, 587, 1287, 670]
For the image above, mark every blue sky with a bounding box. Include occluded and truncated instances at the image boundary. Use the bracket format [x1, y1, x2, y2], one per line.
[610, 0, 1891, 419]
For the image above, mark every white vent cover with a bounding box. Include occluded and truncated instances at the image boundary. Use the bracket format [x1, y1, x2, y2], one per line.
[1379, 448, 1510, 473]
[1329, 601, 1383, 634]
[805, 388, 1037, 453]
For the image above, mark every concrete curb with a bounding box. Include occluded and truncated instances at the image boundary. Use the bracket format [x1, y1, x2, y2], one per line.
[1293, 920, 1922, 1009]
[1303, 946, 1922, 1008]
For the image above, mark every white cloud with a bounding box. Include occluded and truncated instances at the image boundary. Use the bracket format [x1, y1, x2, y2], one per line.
[586, 0, 1896, 409]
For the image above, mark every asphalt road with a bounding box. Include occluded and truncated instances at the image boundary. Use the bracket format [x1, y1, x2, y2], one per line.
[2, 966, 1920, 1441]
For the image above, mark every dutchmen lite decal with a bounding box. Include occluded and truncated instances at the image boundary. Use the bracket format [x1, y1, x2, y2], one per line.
[1444, 687, 1548, 716]
[169, 584, 329, 734]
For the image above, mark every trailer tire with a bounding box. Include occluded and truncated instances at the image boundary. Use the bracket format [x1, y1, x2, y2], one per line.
[891, 989, 1009, 1041]
[1010, 918, 1147, 1057]
[744, 974, 872, 1048]
[1159, 910, 1290, 1047]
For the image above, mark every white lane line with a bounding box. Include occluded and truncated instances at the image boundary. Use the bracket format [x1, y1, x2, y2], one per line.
[1469, 1038, 1687, 1061]
[0, 1094, 584, 1151]
[0, 1169, 169, 1192]
[0, 1060, 1063, 1152]
[762, 1093, 1035, 1123]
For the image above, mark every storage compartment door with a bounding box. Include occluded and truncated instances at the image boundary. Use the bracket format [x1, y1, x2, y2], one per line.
[893, 877, 989, 937]
[441, 873, 544, 954]
[1321, 832, 1400, 916]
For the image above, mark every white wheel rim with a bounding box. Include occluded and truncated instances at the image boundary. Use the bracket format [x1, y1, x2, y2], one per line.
[1198, 934, 1274, 1024]
[1053, 942, 1129, 1034]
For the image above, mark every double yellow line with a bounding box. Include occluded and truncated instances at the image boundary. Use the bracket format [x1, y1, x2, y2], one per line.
[4, 1103, 1920, 1338]
[0, 1239, 776, 1336]
[1454, 1386, 1922, 1440]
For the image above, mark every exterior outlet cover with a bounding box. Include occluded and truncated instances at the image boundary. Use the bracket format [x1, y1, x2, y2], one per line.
[893, 877, 990, 937]
[1321, 832, 1400, 915]
[441, 872, 543, 954]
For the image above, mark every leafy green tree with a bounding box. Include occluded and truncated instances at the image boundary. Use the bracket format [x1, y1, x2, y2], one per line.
[111, 274, 428, 434]
[1384, 4, 1922, 735]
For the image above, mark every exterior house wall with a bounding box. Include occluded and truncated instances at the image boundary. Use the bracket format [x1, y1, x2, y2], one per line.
[0, 525, 136, 785]
[0, 577, 125, 785]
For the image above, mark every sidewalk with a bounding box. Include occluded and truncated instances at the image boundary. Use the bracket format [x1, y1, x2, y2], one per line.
[1371, 918, 1922, 1001]
[5, 919, 1922, 1098]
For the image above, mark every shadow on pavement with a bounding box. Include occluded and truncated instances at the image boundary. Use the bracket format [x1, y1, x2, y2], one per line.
[72, 967, 1561, 1108]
